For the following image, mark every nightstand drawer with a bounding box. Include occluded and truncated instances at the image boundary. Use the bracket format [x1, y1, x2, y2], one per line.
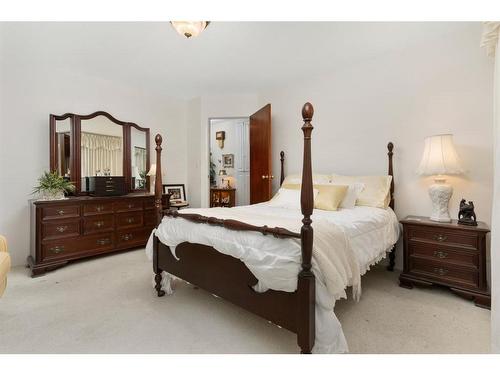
[409, 257, 479, 289]
[408, 241, 478, 268]
[407, 226, 478, 249]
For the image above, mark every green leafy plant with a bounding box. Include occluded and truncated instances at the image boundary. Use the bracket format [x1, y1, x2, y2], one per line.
[32, 171, 75, 196]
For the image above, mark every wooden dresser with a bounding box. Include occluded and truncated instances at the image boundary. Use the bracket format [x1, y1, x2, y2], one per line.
[29, 194, 158, 276]
[399, 216, 490, 308]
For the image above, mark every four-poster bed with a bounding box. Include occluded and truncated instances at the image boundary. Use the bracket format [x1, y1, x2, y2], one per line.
[149, 102, 397, 354]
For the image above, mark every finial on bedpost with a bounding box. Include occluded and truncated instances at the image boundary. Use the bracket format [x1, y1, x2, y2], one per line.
[298, 102, 315, 354]
[155, 134, 163, 225]
[280, 151, 285, 186]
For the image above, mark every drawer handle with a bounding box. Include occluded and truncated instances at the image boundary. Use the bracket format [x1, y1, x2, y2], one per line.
[127, 204, 134, 209]
[57, 210, 65, 215]
[126, 217, 135, 224]
[95, 221, 105, 228]
[56, 225, 68, 233]
[96, 205, 104, 212]
[49, 246, 64, 254]
[122, 234, 133, 241]
[433, 250, 449, 259]
[433, 267, 449, 276]
[96, 238, 111, 245]
[433, 234, 448, 242]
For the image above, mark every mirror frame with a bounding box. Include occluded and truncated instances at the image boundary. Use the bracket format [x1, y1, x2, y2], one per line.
[49, 111, 150, 195]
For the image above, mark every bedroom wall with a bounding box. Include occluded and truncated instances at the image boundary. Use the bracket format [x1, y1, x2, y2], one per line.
[257, 23, 494, 271]
[0, 29, 187, 266]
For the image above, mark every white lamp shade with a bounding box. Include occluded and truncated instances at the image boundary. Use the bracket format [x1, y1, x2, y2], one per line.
[417, 134, 464, 176]
[147, 164, 156, 176]
[171, 21, 209, 38]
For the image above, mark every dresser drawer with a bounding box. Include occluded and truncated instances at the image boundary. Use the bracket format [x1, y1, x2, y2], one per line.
[144, 209, 157, 226]
[83, 214, 115, 234]
[41, 205, 80, 220]
[79, 233, 114, 253]
[41, 220, 80, 241]
[408, 241, 478, 268]
[116, 211, 143, 229]
[409, 257, 479, 289]
[407, 226, 478, 249]
[41, 238, 81, 260]
[83, 202, 114, 216]
[114, 200, 143, 212]
[144, 198, 155, 209]
[116, 227, 151, 248]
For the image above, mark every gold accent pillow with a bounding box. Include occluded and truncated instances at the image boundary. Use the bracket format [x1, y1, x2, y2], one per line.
[282, 184, 348, 211]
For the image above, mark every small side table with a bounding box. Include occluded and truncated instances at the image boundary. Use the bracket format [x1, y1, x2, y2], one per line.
[210, 188, 236, 208]
[170, 201, 189, 210]
[399, 216, 490, 309]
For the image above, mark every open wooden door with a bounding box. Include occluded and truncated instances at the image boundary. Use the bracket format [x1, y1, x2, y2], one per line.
[249, 104, 272, 204]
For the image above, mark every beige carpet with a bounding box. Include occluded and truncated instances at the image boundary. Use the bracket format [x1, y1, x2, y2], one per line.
[0, 249, 490, 353]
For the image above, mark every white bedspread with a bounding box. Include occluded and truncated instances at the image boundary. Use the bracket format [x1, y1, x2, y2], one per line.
[145, 203, 399, 354]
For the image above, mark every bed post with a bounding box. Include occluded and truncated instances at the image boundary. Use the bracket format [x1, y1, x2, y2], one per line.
[280, 151, 285, 186]
[297, 103, 315, 354]
[387, 141, 396, 271]
[155, 134, 163, 225]
[153, 134, 166, 297]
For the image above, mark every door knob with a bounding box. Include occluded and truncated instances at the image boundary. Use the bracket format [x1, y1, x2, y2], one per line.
[270, 175, 274, 179]
[262, 175, 268, 179]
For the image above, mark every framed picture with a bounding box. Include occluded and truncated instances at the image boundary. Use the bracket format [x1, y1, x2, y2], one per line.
[222, 153, 234, 168]
[162, 184, 186, 202]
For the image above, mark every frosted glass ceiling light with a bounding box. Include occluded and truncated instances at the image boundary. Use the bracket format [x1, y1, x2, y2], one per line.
[171, 21, 210, 38]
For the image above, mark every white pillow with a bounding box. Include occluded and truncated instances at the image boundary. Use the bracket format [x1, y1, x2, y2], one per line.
[331, 175, 392, 208]
[268, 188, 319, 209]
[334, 183, 365, 209]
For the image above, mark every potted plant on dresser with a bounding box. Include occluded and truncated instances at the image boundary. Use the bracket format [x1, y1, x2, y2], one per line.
[33, 171, 75, 200]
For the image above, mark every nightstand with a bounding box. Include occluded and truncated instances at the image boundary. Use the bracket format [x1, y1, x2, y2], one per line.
[210, 188, 236, 208]
[399, 216, 490, 309]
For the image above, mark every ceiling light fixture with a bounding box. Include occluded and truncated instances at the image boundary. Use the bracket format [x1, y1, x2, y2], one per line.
[170, 21, 210, 38]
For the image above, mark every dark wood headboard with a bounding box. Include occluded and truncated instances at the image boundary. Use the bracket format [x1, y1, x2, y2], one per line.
[278, 141, 395, 210]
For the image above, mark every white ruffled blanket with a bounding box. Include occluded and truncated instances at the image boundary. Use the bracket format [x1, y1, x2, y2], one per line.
[145, 203, 399, 353]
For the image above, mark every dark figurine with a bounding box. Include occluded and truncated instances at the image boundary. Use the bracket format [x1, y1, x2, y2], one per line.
[458, 199, 477, 226]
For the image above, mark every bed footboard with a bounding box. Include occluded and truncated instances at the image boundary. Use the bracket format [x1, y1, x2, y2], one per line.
[155, 241, 301, 333]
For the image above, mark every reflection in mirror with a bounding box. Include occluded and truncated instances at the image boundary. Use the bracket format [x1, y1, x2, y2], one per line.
[55, 118, 71, 178]
[80, 115, 124, 192]
[130, 127, 147, 190]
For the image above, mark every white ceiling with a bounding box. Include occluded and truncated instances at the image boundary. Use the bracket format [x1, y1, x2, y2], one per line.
[2, 22, 480, 99]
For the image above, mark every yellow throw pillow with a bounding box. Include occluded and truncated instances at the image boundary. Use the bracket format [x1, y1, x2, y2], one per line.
[330, 175, 392, 208]
[281, 183, 348, 211]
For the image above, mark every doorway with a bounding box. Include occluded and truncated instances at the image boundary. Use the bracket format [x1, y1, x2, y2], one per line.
[209, 118, 250, 206]
[208, 104, 272, 207]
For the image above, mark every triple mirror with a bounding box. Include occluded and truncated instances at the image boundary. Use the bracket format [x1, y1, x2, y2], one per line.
[50, 111, 150, 194]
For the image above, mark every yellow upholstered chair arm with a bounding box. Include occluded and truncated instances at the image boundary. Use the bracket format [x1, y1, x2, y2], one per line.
[0, 235, 7, 253]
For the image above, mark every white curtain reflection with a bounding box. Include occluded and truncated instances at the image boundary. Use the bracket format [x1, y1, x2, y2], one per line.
[81, 132, 123, 176]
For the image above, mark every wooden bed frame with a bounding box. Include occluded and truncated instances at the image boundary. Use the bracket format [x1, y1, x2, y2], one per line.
[151, 102, 395, 353]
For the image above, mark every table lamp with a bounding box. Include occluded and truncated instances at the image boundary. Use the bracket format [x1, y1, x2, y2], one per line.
[219, 169, 227, 188]
[417, 134, 464, 222]
[147, 164, 157, 194]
